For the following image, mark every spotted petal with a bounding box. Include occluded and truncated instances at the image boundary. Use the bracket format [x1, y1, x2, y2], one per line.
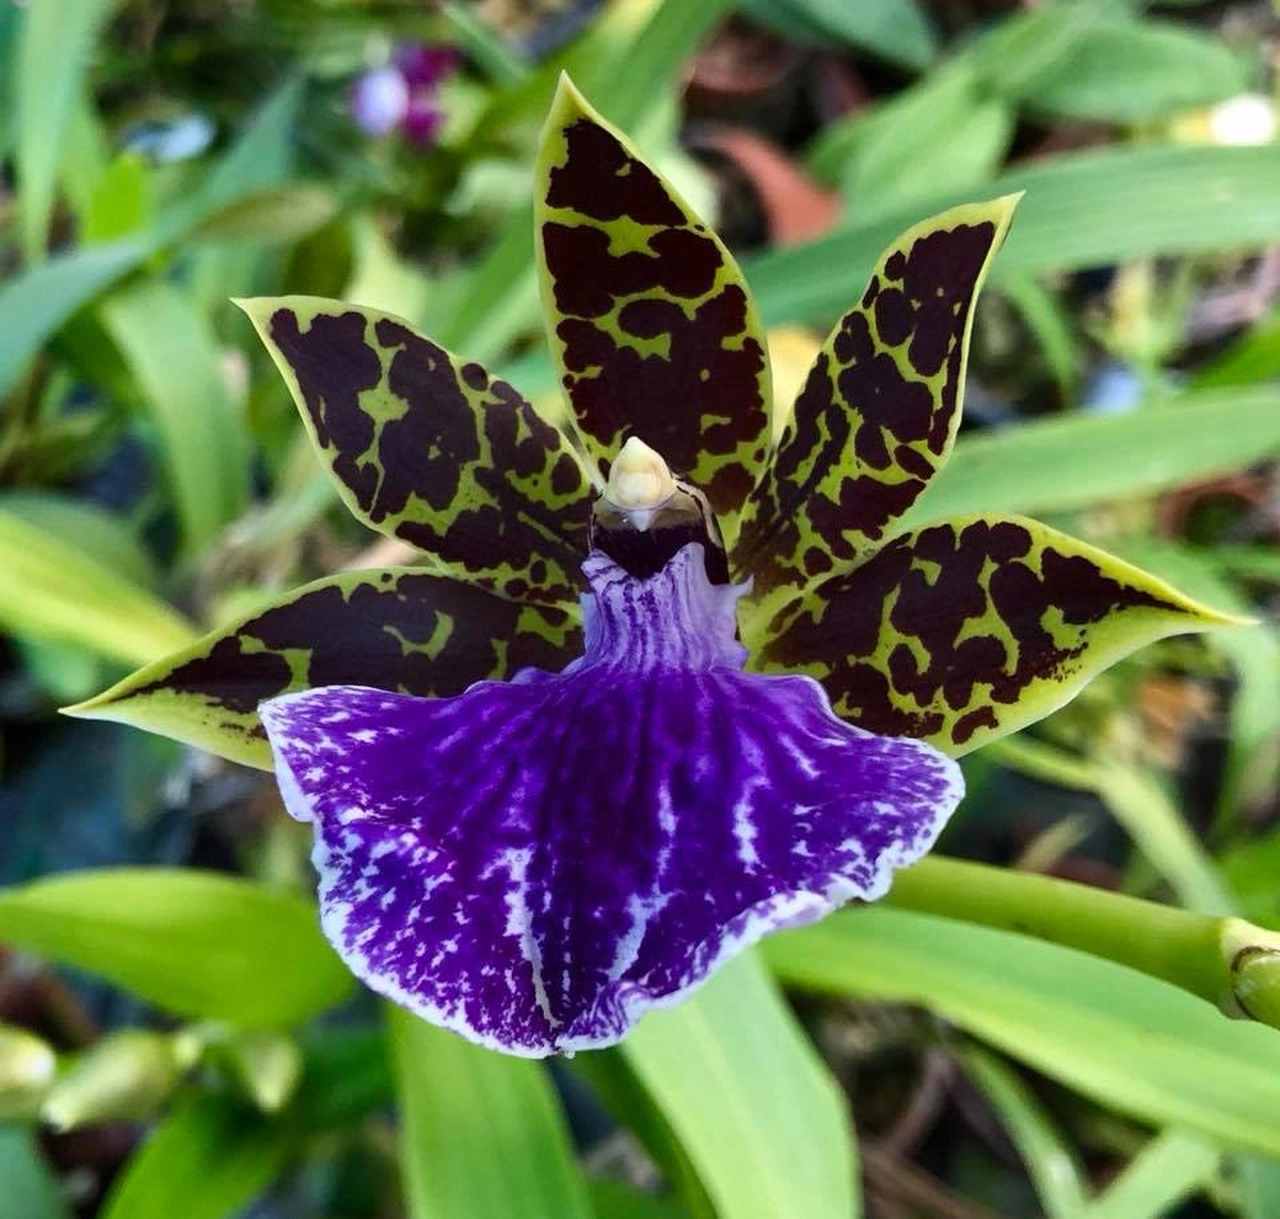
[535, 76, 773, 544]
[261, 546, 961, 1056]
[734, 197, 1019, 592]
[65, 569, 581, 770]
[747, 515, 1239, 756]
[238, 296, 593, 602]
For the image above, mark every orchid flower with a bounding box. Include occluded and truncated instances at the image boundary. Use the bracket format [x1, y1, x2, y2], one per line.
[71, 78, 1230, 1057]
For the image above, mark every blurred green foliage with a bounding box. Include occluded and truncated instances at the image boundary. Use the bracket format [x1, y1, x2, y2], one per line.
[1, 1, 1279, 1217]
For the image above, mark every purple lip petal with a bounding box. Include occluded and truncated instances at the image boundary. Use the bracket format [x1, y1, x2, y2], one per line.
[260, 546, 962, 1056]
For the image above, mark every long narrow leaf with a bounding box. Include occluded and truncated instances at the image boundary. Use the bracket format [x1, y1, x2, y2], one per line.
[765, 908, 1280, 1157]
[622, 952, 857, 1219]
[900, 387, 1280, 528]
[0, 508, 193, 665]
[0, 80, 302, 400]
[749, 146, 1280, 326]
[101, 1092, 291, 1219]
[961, 1047, 1087, 1219]
[0, 870, 351, 1028]
[101, 281, 250, 559]
[388, 1006, 595, 1219]
[1082, 1130, 1219, 1219]
[14, 0, 115, 261]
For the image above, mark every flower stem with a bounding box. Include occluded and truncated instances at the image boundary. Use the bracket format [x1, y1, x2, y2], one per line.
[886, 856, 1280, 1028]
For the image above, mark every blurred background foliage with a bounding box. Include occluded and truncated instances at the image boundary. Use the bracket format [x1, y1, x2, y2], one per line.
[1, 0, 1279, 1217]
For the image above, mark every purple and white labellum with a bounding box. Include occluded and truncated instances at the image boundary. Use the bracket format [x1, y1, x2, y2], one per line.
[261, 536, 963, 1057]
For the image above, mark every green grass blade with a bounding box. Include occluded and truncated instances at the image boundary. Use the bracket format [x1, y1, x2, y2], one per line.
[622, 952, 858, 1219]
[1081, 1130, 1219, 1219]
[388, 1005, 595, 1219]
[0, 869, 351, 1028]
[101, 281, 250, 560]
[0, 1128, 69, 1219]
[765, 907, 1280, 1157]
[0, 508, 194, 665]
[961, 1046, 1088, 1219]
[749, 146, 1280, 327]
[0, 80, 303, 401]
[740, 0, 936, 70]
[1093, 763, 1237, 916]
[101, 1092, 291, 1219]
[900, 387, 1280, 528]
[14, 0, 115, 262]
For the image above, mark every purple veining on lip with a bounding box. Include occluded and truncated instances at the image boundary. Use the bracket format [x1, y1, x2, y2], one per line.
[261, 545, 963, 1056]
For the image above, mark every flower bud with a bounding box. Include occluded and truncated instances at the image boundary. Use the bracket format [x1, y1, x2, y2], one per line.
[42, 1031, 182, 1131]
[223, 1031, 302, 1114]
[0, 1025, 57, 1120]
[1221, 918, 1280, 1030]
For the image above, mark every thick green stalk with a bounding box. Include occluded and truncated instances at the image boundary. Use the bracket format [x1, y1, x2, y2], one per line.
[886, 856, 1280, 1027]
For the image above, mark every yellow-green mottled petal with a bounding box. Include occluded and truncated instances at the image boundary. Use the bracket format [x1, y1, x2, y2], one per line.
[64, 568, 582, 770]
[745, 514, 1242, 756]
[535, 75, 773, 546]
[735, 196, 1020, 590]
[237, 296, 593, 603]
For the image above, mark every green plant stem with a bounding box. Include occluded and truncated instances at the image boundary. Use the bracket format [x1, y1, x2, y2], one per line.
[885, 856, 1280, 1027]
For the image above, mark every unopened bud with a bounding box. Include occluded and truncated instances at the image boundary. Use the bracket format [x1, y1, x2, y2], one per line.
[224, 1031, 302, 1113]
[1221, 919, 1280, 1030]
[42, 1031, 182, 1131]
[0, 1025, 57, 1120]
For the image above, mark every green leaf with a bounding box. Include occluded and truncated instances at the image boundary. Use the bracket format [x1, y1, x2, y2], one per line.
[101, 1091, 292, 1219]
[748, 513, 1235, 756]
[900, 387, 1280, 528]
[388, 1004, 594, 1219]
[1110, 537, 1280, 820]
[102, 281, 250, 559]
[961, 1047, 1087, 1219]
[764, 907, 1280, 1157]
[588, 1180, 689, 1219]
[0, 237, 153, 399]
[1093, 763, 1237, 915]
[1082, 1130, 1219, 1219]
[622, 951, 858, 1219]
[0, 507, 194, 666]
[0, 1127, 68, 1219]
[83, 152, 153, 243]
[740, 0, 936, 70]
[67, 566, 581, 769]
[1012, 16, 1250, 123]
[568, 1051, 714, 1219]
[1239, 1155, 1280, 1219]
[1194, 310, 1280, 389]
[0, 79, 303, 400]
[1001, 273, 1080, 396]
[190, 184, 337, 245]
[0, 492, 157, 589]
[535, 76, 772, 538]
[811, 63, 1013, 215]
[0, 869, 351, 1027]
[749, 146, 1280, 328]
[14, 0, 116, 261]
[440, 2, 529, 86]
